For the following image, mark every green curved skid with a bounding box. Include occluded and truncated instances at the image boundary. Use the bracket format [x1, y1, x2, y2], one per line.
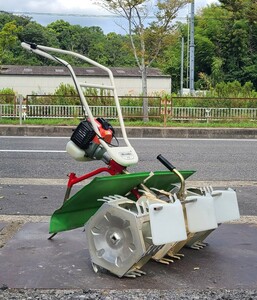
[49, 170, 195, 233]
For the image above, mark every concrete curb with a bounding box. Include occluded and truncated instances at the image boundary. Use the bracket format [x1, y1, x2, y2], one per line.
[0, 125, 257, 138]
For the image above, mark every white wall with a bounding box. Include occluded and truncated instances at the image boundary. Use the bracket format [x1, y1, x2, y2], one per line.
[0, 75, 171, 96]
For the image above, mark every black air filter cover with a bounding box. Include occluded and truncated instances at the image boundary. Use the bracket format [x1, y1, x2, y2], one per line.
[70, 120, 96, 150]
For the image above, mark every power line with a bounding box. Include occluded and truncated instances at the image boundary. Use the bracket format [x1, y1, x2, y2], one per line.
[6, 11, 154, 19]
[5, 10, 236, 21]
[6, 10, 192, 20]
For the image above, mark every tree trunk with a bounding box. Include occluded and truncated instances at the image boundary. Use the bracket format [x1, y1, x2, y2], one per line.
[142, 67, 149, 122]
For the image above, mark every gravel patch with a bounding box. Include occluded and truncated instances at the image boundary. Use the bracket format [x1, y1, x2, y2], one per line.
[0, 288, 257, 300]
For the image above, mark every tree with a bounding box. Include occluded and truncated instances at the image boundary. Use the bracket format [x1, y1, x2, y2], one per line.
[47, 20, 83, 51]
[0, 21, 21, 64]
[191, 1, 257, 89]
[105, 33, 135, 66]
[95, 0, 189, 121]
[19, 22, 59, 47]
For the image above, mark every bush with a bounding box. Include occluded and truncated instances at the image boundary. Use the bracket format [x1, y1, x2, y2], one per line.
[0, 88, 15, 104]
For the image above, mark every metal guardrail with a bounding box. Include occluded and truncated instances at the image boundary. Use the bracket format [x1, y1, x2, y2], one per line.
[1, 104, 257, 121]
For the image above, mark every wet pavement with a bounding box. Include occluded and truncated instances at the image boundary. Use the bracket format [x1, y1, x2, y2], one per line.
[0, 222, 256, 290]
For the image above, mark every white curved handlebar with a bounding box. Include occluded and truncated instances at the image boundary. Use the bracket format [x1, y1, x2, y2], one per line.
[21, 42, 138, 166]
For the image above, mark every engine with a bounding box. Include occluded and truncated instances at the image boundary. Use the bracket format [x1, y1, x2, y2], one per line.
[66, 118, 115, 162]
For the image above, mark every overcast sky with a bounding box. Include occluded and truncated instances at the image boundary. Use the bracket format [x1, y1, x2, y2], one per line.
[2, 0, 219, 33]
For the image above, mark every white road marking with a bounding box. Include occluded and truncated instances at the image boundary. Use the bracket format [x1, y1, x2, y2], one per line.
[0, 149, 66, 153]
[0, 136, 256, 142]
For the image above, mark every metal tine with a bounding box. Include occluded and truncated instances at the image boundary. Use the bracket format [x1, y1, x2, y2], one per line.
[101, 196, 114, 202]
[125, 269, 146, 278]
[158, 259, 170, 265]
[97, 198, 109, 202]
[141, 200, 148, 214]
[114, 194, 127, 200]
[203, 186, 211, 195]
[197, 242, 208, 247]
[206, 186, 211, 194]
[173, 193, 178, 201]
[160, 258, 174, 264]
[124, 274, 136, 278]
[171, 255, 182, 260]
[194, 242, 206, 249]
[135, 269, 146, 275]
[191, 245, 202, 250]
[100, 195, 125, 202]
[189, 242, 206, 249]
[108, 195, 121, 200]
[202, 186, 208, 194]
[175, 253, 185, 257]
[146, 245, 156, 256]
[135, 201, 142, 216]
[130, 271, 142, 277]
[167, 253, 184, 260]
[195, 245, 204, 249]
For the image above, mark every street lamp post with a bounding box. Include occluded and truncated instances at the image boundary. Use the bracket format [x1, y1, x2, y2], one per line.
[189, 0, 195, 95]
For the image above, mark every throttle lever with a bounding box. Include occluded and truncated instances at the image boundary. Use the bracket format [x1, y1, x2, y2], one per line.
[157, 154, 186, 200]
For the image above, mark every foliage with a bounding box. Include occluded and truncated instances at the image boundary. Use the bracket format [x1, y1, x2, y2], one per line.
[0, 11, 137, 67]
[0, 20, 22, 64]
[96, 0, 189, 120]
[0, 87, 15, 103]
[0, 87, 15, 94]
[172, 97, 257, 109]
[2, 2, 257, 98]
[160, 1, 257, 93]
[1, 117, 256, 129]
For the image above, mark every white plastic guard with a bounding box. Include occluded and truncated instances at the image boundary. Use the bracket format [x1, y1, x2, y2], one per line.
[185, 195, 218, 233]
[106, 146, 139, 167]
[149, 200, 187, 246]
[212, 188, 240, 223]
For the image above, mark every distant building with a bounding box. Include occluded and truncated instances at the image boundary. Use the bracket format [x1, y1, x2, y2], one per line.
[0, 65, 171, 96]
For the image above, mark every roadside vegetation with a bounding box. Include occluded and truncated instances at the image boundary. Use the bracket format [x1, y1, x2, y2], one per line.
[1, 1, 257, 127]
[1, 0, 257, 92]
[0, 118, 256, 128]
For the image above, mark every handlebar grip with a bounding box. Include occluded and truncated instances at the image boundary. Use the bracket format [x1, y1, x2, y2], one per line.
[157, 154, 176, 172]
[29, 42, 38, 49]
[21, 42, 37, 51]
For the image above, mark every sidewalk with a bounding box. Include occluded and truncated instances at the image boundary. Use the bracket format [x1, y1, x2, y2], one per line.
[0, 124, 257, 138]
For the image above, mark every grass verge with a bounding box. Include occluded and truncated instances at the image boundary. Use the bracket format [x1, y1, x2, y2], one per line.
[0, 118, 256, 128]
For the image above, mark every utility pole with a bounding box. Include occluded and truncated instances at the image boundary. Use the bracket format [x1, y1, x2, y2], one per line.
[180, 37, 184, 96]
[189, 0, 195, 95]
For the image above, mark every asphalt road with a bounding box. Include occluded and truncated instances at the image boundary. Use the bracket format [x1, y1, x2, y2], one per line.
[0, 136, 256, 180]
[0, 136, 256, 216]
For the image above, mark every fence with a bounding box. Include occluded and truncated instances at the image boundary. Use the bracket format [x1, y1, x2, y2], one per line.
[22, 105, 161, 119]
[1, 104, 257, 122]
[172, 107, 257, 121]
[1, 94, 257, 122]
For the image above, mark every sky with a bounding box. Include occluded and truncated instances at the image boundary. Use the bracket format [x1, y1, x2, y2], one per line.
[2, 0, 219, 33]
